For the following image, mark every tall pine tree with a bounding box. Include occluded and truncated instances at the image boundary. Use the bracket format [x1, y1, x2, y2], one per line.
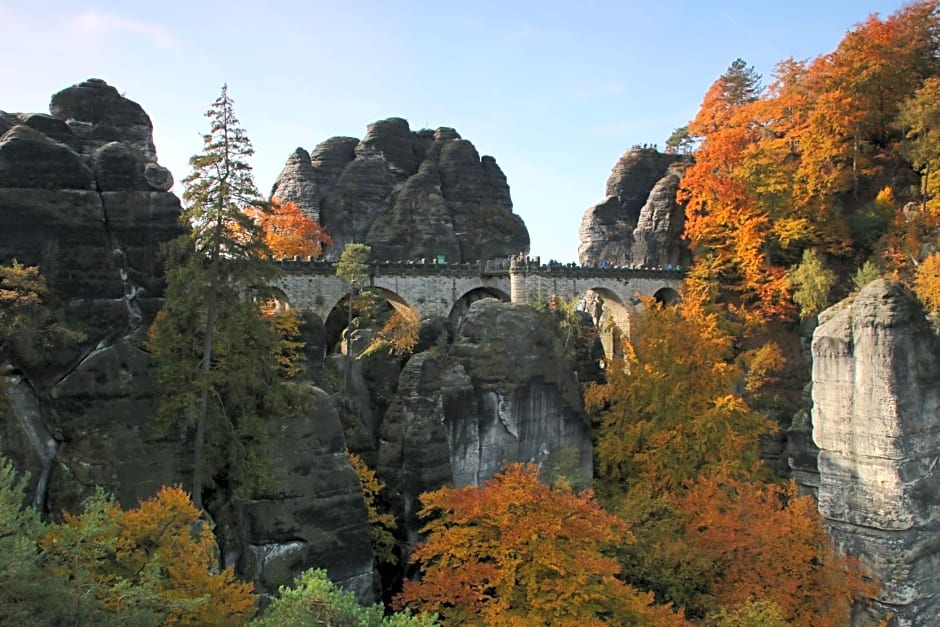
[149, 85, 286, 508]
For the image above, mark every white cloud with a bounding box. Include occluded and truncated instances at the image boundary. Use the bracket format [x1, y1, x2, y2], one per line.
[71, 9, 177, 51]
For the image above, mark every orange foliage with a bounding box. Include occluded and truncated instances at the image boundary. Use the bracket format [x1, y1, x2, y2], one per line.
[246, 199, 331, 259]
[119, 486, 255, 624]
[680, 60, 796, 324]
[42, 486, 256, 625]
[395, 463, 687, 626]
[793, 2, 939, 210]
[679, 2, 940, 322]
[676, 472, 877, 626]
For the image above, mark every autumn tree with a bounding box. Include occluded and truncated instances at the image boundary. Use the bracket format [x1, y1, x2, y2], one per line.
[680, 59, 797, 323]
[0, 261, 83, 395]
[676, 472, 876, 626]
[914, 251, 940, 312]
[41, 485, 256, 625]
[396, 463, 687, 625]
[348, 452, 398, 565]
[245, 198, 332, 260]
[586, 301, 774, 498]
[796, 1, 940, 207]
[679, 4, 940, 321]
[266, 308, 308, 379]
[363, 307, 420, 359]
[335, 243, 372, 386]
[709, 600, 790, 627]
[788, 248, 836, 319]
[898, 76, 940, 214]
[0, 458, 75, 625]
[149, 85, 293, 507]
[586, 300, 778, 617]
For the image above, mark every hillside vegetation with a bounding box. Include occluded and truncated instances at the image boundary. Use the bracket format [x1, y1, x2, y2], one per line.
[3, 2, 940, 625]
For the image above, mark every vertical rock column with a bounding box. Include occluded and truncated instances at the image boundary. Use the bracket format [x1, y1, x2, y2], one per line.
[812, 280, 940, 625]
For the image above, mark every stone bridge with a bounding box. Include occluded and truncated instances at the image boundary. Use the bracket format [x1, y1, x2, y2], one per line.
[275, 258, 684, 329]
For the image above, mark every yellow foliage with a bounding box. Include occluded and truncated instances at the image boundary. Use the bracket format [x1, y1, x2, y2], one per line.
[265, 309, 306, 379]
[347, 452, 398, 565]
[42, 486, 256, 625]
[364, 307, 420, 358]
[587, 301, 774, 497]
[739, 341, 786, 394]
[914, 252, 940, 313]
[875, 186, 895, 207]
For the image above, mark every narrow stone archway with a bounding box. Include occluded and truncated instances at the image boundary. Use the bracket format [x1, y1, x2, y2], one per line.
[448, 286, 511, 328]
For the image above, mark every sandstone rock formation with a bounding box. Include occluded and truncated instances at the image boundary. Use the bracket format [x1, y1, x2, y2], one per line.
[0, 79, 185, 506]
[377, 300, 593, 542]
[0, 80, 375, 600]
[271, 118, 529, 262]
[579, 147, 691, 268]
[812, 280, 940, 625]
[230, 386, 375, 599]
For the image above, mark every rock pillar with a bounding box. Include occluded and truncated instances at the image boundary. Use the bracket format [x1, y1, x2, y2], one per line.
[812, 280, 940, 625]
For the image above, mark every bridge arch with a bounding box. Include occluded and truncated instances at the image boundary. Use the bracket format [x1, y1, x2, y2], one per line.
[275, 261, 684, 353]
[322, 286, 417, 355]
[653, 286, 681, 305]
[260, 287, 292, 315]
[448, 286, 511, 327]
[581, 287, 636, 359]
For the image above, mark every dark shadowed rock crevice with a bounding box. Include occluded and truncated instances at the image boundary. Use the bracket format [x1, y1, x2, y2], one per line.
[232, 386, 376, 601]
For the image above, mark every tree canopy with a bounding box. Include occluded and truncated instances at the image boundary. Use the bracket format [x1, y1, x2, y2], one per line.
[396, 463, 687, 626]
[149, 84, 292, 507]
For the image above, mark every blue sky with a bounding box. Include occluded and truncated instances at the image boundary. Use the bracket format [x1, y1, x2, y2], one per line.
[2, 1, 914, 262]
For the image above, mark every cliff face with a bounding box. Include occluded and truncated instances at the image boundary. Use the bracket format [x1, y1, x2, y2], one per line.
[0, 80, 375, 600]
[0, 79, 183, 511]
[578, 147, 691, 268]
[377, 299, 593, 543]
[271, 118, 530, 262]
[812, 280, 940, 625]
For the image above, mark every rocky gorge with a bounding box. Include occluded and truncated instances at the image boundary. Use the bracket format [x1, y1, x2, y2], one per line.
[0, 80, 593, 602]
[2, 79, 940, 624]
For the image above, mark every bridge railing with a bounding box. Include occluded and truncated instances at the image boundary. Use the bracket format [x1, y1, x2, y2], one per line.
[278, 258, 494, 277]
[276, 258, 686, 280]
